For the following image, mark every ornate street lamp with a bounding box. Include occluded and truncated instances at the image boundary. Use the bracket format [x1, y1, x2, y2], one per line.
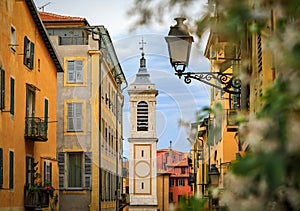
[165, 17, 241, 94]
[208, 164, 220, 187]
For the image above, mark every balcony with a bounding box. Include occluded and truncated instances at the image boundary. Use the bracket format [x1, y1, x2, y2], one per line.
[24, 187, 49, 209]
[226, 110, 238, 132]
[25, 117, 48, 141]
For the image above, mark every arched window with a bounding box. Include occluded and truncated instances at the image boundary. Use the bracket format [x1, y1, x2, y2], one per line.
[137, 101, 148, 131]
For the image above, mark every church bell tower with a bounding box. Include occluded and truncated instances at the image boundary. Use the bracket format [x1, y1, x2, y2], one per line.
[127, 41, 158, 210]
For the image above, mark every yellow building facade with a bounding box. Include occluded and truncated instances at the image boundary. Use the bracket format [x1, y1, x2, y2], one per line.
[0, 0, 62, 210]
[40, 11, 127, 211]
[189, 0, 280, 209]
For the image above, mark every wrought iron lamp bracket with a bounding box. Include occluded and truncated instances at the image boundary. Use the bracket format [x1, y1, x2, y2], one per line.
[175, 71, 241, 94]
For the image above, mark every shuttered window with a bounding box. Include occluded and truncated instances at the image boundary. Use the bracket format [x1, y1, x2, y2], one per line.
[137, 101, 148, 131]
[68, 152, 82, 188]
[67, 60, 83, 83]
[9, 151, 14, 189]
[25, 156, 34, 186]
[67, 102, 83, 132]
[44, 161, 52, 185]
[58, 152, 91, 190]
[10, 77, 14, 115]
[23, 36, 34, 69]
[0, 69, 4, 110]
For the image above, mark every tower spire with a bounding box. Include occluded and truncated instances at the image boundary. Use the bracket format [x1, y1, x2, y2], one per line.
[139, 37, 146, 68]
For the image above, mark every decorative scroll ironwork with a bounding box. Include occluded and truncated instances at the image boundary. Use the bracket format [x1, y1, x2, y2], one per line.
[176, 71, 241, 94]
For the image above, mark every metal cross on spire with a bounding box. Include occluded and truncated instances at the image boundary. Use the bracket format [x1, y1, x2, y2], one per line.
[139, 37, 146, 54]
[139, 37, 146, 68]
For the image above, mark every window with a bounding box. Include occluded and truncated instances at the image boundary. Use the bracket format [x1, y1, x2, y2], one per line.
[26, 87, 35, 117]
[26, 156, 35, 186]
[58, 152, 92, 190]
[177, 179, 185, 186]
[10, 77, 14, 115]
[0, 148, 3, 188]
[9, 151, 14, 189]
[67, 102, 83, 132]
[68, 153, 83, 188]
[137, 101, 148, 131]
[44, 161, 52, 185]
[0, 68, 5, 110]
[67, 60, 83, 83]
[23, 36, 34, 69]
[10, 26, 16, 52]
[169, 178, 174, 187]
[181, 167, 186, 174]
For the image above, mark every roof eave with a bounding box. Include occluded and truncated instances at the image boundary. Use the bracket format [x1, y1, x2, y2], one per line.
[25, 0, 63, 72]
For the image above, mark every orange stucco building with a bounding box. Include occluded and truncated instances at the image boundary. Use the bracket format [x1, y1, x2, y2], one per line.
[0, 0, 62, 210]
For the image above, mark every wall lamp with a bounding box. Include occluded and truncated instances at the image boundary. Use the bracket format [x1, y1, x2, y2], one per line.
[165, 17, 241, 94]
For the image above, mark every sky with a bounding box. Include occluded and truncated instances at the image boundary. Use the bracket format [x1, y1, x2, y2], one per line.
[33, 0, 211, 156]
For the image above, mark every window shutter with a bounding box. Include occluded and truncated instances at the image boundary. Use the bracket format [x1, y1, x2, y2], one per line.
[9, 151, 14, 189]
[67, 103, 74, 131]
[75, 103, 82, 131]
[29, 42, 34, 69]
[44, 99, 49, 131]
[23, 36, 29, 65]
[84, 152, 92, 189]
[0, 148, 3, 188]
[0, 69, 5, 110]
[58, 152, 65, 189]
[50, 162, 52, 186]
[67, 61, 75, 82]
[75, 60, 83, 82]
[44, 161, 46, 184]
[10, 77, 14, 115]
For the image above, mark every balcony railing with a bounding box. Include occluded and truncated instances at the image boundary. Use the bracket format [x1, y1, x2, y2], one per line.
[59, 36, 88, 45]
[25, 117, 48, 141]
[24, 187, 49, 208]
[226, 109, 238, 132]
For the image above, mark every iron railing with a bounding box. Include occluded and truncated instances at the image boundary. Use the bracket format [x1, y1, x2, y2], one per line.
[25, 117, 48, 141]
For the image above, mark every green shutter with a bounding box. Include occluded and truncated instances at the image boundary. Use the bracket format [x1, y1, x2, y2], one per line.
[9, 151, 14, 189]
[24, 36, 29, 65]
[10, 77, 14, 115]
[44, 99, 49, 131]
[49, 162, 52, 186]
[30, 42, 34, 69]
[0, 69, 5, 110]
[44, 161, 47, 184]
[0, 148, 3, 188]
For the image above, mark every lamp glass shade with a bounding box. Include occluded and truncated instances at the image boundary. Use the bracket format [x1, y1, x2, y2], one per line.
[208, 164, 220, 186]
[165, 36, 193, 68]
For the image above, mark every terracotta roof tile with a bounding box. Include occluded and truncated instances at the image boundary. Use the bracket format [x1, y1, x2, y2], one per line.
[39, 12, 87, 22]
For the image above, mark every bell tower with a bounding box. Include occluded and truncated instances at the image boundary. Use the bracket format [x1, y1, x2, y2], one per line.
[128, 40, 158, 210]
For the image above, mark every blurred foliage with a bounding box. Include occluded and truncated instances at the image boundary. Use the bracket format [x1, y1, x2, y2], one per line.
[177, 195, 207, 211]
[128, 0, 300, 210]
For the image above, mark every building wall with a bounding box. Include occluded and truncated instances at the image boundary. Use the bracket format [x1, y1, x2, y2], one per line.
[156, 173, 169, 211]
[0, 0, 59, 210]
[43, 17, 126, 210]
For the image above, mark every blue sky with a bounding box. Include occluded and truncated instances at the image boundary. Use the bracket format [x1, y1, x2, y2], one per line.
[33, 0, 210, 155]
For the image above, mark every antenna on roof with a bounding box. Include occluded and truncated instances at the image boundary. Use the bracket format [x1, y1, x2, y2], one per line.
[38, 2, 51, 12]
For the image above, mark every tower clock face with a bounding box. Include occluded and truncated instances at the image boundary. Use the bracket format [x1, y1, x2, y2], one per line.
[135, 161, 151, 178]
